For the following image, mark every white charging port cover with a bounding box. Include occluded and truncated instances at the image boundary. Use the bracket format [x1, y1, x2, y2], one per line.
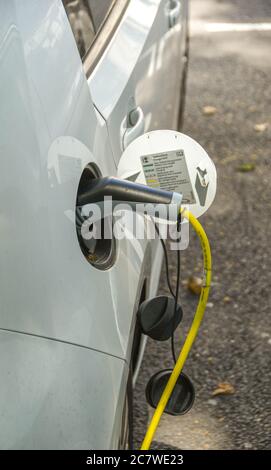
[117, 130, 217, 218]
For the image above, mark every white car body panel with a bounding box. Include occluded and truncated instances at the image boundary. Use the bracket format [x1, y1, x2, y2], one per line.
[0, 330, 128, 450]
[0, 0, 188, 449]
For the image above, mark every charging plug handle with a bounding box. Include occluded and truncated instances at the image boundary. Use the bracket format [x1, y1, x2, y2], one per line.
[77, 176, 177, 206]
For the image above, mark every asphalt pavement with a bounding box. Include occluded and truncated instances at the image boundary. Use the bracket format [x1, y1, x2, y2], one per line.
[134, 0, 271, 450]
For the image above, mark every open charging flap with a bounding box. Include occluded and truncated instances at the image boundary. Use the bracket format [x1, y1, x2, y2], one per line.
[117, 130, 217, 220]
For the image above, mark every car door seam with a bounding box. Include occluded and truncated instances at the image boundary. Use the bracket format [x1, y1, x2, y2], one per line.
[0, 327, 127, 364]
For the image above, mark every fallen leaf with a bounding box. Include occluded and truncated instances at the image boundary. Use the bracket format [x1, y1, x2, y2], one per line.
[254, 123, 268, 132]
[187, 276, 203, 295]
[223, 296, 231, 303]
[218, 416, 225, 422]
[212, 382, 235, 396]
[237, 163, 255, 172]
[202, 105, 217, 116]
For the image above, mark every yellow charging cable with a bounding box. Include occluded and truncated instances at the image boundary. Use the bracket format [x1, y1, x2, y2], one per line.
[140, 208, 212, 450]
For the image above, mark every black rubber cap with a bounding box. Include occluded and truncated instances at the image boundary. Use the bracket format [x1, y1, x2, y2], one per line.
[137, 296, 183, 341]
[145, 369, 195, 416]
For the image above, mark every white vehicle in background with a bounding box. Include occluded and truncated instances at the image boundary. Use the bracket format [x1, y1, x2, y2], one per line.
[0, 0, 189, 449]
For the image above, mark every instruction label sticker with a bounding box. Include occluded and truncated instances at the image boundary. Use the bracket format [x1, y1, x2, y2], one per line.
[140, 149, 196, 204]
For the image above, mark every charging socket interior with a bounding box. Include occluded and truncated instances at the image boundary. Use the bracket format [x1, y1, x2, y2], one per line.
[76, 163, 116, 270]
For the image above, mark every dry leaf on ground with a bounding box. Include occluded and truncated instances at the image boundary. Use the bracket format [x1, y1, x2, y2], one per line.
[187, 276, 203, 295]
[237, 163, 255, 172]
[212, 382, 235, 396]
[254, 123, 268, 132]
[202, 105, 217, 116]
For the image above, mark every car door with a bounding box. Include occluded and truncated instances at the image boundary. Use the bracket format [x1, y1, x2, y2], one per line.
[86, 0, 188, 165]
[58, 0, 188, 361]
[83, 0, 188, 307]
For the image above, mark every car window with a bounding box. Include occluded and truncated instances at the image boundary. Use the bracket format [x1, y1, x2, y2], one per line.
[86, 0, 115, 32]
[63, 0, 115, 59]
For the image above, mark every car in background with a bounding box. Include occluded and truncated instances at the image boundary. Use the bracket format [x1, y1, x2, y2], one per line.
[0, 0, 189, 449]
